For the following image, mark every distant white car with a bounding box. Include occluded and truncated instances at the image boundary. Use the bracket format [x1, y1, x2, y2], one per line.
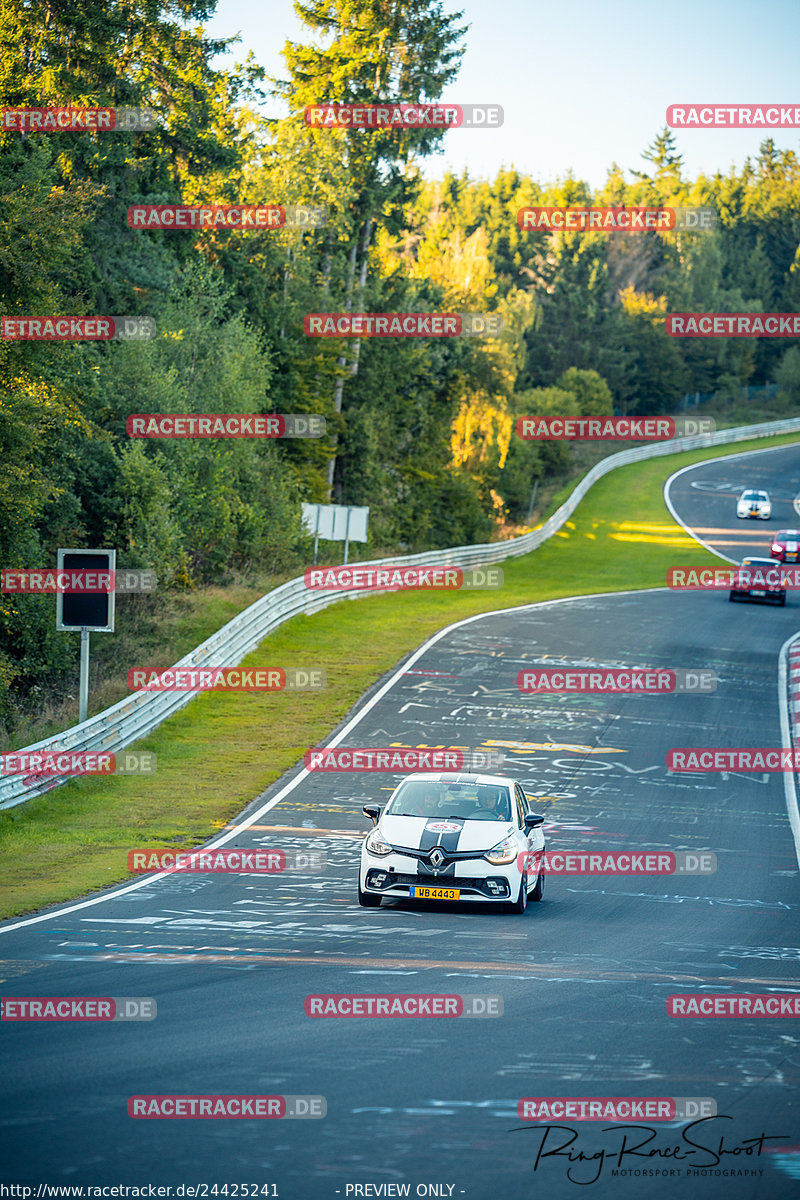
[358, 772, 546, 913]
[737, 489, 771, 519]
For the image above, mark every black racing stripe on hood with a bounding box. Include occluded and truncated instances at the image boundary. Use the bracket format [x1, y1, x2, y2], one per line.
[418, 820, 465, 856]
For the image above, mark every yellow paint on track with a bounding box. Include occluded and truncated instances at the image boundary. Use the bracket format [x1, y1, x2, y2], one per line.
[223, 824, 364, 838]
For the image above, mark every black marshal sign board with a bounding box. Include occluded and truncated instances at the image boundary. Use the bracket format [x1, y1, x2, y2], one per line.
[56, 549, 116, 632]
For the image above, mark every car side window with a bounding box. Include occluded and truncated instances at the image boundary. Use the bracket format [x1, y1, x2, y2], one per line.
[514, 785, 527, 827]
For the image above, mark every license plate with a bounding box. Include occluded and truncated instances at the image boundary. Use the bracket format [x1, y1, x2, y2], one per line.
[751, 590, 766, 596]
[410, 885, 460, 900]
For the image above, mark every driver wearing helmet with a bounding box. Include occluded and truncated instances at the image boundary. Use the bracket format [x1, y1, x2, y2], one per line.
[480, 787, 510, 819]
[406, 787, 439, 817]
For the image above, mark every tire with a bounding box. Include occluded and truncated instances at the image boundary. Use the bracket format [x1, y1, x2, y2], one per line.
[358, 880, 382, 907]
[728, 592, 737, 602]
[530, 866, 545, 902]
[509, 874, 528, 914]
[780, 594, 787, 606]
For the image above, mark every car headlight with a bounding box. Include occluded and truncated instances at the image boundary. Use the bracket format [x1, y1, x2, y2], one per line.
[485, 834, 518, 865]
[365, 827, 392, 856]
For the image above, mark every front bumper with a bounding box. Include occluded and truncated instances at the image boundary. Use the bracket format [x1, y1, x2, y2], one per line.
[359, 843, 543, 902]
[362, 864, 515, 901]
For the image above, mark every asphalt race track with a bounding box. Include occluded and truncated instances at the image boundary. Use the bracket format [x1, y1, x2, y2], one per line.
[665, 440, 800, 561]
[2, 444, 800, 1199]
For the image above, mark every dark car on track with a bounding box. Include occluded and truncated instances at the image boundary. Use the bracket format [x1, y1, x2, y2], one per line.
[770, 529, 800, 563]
[729, 556, 786, 606]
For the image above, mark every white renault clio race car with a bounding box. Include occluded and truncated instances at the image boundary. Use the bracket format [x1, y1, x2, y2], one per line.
[358, 772, 546, 913]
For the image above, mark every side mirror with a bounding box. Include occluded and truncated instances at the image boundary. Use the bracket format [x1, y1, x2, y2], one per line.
[524, 813, 544, 831]
[363, 805, 382, 826]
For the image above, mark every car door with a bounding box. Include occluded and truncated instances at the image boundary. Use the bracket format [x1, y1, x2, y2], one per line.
[514, 784, 532, 882]
[516, 784, 545, 877]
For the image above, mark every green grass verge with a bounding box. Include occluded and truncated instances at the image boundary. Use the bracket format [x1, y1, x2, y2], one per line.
[2, 431, 798, 920]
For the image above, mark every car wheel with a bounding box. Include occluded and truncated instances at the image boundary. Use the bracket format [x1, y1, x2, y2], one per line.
[509, 874, 528, 914]
[530, 865, 545, 902]
[728, 592, 737, 602]
[358, 880, 382, 907]
[780, 594, 787, 606]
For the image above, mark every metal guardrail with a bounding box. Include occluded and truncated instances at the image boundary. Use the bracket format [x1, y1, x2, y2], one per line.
[3, 415, 800, 809]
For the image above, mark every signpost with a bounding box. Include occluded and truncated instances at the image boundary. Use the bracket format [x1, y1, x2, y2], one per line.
[56, 548, 116, 722]
[301, 504, 369, 564]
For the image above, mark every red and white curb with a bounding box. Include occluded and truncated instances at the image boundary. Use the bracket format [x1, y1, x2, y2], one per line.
[779, 633, 800, 868]
[788, 642, 800, 746]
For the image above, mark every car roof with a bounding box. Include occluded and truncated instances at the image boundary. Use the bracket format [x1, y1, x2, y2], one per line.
[397, 772, 515, 787]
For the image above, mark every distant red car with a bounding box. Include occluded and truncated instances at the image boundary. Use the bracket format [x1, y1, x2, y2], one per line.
[729, 557, 786, 606]
[770, 529, 800, 563]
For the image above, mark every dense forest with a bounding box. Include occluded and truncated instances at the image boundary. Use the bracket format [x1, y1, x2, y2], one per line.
[2, 0, 800, 725]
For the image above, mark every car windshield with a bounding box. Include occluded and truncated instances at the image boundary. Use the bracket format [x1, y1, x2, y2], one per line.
[777, 531, 799, 539]
[743, 492, 766, 501]
[386, 781, 512, 821]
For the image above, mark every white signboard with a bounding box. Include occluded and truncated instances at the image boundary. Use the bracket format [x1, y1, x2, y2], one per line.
[301, 504, 369, 543]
